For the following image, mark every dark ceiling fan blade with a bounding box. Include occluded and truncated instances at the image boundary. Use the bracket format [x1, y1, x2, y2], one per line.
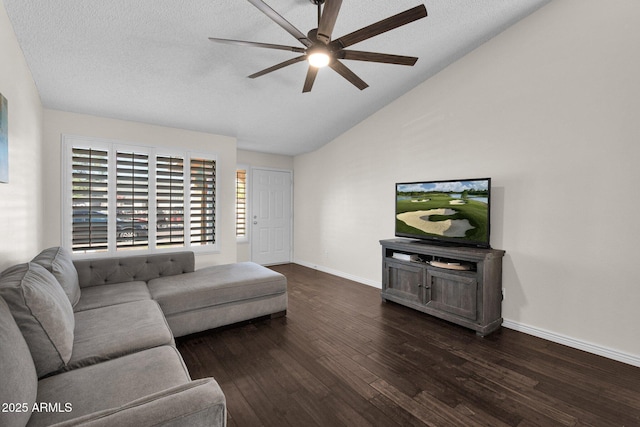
[248, 55, 307, 79]
[330, 5, 427, 49]
[340, 50, 418, 66]
[329, 60, 369, 90]
[302, 66, 319, 93]
[246, 0, 313, 47]
[317, 0, 342, 44]
[208, 37, 306, 53]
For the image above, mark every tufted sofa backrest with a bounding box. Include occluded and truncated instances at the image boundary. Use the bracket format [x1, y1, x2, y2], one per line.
[73, 252, 195, 288]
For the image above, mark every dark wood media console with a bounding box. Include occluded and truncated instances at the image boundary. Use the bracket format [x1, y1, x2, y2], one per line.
[380, 239, 505, 336]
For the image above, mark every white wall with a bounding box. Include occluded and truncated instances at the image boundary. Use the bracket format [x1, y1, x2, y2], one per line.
[294, 0, 640, 363]
[237, 149, 294, 172]
[0, 3, 43, 270]
[236, 149, 294, 262]
[42, 110, 238, 268]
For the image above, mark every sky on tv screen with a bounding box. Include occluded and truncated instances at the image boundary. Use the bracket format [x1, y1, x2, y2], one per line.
[398, 180, 488, 194]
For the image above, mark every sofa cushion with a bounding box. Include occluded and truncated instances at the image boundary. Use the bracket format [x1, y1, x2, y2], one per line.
[0, 297, 38, 427]
[32, 246, 81, 307]
[53, 378, 226, 427]
[147, 262, 287, 316]
[68, 300, 173, 370]
[0, 263, 75, 378]
[31, 346, 192, 427]
[73, 280, 151, 312]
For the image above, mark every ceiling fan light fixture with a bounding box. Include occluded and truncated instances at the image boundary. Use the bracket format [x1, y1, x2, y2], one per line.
[308, 51, 330, 68]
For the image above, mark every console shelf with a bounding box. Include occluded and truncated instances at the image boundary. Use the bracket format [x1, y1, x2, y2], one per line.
[380, 239, 505, 336]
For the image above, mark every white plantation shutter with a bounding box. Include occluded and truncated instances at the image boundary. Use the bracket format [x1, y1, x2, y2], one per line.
[115, 151, 149, 249]
[63, 136, 218, 255]
[190, 158, 216, 245]
[156, 155, 185, 248]
[71, 148, 109, 252]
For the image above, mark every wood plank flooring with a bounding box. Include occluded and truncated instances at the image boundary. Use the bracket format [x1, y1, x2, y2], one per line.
[176, 264, 640, 427]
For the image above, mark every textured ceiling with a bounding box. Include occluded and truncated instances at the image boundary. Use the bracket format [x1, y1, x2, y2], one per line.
[3, 0, 549, 155]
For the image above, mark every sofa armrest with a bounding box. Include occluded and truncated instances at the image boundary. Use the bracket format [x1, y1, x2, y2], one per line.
[50, 378, 226, 427]
[73, 252, 195, 288]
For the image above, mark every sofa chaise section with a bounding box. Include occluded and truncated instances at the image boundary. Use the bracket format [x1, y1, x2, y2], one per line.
[148, 261, 288, 337]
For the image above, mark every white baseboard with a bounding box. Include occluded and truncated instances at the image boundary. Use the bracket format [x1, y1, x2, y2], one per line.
[293, 259, 381, 289]
[501, 320, 640, 367]
[292, 260, 640, 368]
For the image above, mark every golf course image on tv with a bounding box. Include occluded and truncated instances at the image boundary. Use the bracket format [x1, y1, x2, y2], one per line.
[395, 178, 490, 246]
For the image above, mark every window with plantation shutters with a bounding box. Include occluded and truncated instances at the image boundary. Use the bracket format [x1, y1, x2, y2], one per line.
[63, 136, 217, 256]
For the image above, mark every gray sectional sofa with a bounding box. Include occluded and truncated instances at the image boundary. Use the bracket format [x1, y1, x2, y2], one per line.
[0, 247, 288, 427]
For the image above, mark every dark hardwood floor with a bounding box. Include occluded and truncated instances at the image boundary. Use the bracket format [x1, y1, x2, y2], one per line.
[176, 264, 640, 427]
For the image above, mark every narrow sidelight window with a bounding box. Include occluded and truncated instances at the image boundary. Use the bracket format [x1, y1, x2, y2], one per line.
[235, 169, 247, 239]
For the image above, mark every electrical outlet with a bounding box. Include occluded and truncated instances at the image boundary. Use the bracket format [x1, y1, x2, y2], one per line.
[502, 288, 506, 300]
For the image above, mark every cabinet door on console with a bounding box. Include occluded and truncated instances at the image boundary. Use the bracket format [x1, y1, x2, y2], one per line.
[426, 269, 477, 320]
[384, 259, 425, 304]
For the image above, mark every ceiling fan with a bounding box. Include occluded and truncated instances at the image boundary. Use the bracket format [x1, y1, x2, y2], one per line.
[209, 0, 428, 92]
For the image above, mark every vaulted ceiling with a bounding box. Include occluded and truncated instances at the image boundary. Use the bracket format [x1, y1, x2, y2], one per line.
[3, 0, 549, 155]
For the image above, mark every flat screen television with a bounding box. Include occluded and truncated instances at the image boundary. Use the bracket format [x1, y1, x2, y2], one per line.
[395, 178, 491, 248]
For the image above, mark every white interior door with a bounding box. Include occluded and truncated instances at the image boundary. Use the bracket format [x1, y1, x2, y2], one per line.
[251, 169, 292, 265]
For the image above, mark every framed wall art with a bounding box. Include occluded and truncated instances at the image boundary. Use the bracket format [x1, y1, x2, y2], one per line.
[0, 93, 7, 183]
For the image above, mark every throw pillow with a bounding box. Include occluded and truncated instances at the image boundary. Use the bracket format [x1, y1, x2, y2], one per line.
[32, 246, 81, 307]
[0, 263, 75, 378]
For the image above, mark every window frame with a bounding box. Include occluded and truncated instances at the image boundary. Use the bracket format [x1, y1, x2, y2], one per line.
[62, 135, 219, 258]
